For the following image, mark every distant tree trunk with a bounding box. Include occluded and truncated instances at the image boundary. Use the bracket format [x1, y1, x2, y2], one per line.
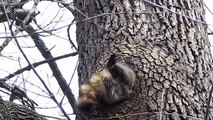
[0, 99, 47, 120]
[74, 0, 212, 119]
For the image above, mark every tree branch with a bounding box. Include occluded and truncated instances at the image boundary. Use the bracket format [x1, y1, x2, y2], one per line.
[24, 25, 77, 113]
[1, 52, 78, 82]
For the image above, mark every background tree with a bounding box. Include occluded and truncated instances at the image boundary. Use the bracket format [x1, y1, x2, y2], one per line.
[74, 0, 213, 119]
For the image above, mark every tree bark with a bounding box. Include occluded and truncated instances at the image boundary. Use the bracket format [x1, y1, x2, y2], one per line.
[74, 0, 212, 119]
[0, 99, 47, 120]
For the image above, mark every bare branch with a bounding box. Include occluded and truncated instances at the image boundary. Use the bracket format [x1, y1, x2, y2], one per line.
[8, 22, 71, 119]
[67, 20, 78, 51]
[24, 25, 77, 113]
[1, 52, 78, 82]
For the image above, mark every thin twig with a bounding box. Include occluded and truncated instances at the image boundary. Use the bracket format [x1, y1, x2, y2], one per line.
[67, 19, 78, 51]
[205, 82, 213, 120]
[1, 52, 78, 82]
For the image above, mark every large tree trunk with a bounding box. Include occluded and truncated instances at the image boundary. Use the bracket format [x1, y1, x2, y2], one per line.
[74, 0, 212, 119]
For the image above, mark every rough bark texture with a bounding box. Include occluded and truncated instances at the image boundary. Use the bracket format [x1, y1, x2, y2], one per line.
[0, 99, 47, 120]
[74, 0, 212, 119]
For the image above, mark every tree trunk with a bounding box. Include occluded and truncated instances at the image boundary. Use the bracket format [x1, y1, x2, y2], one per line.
[0, 99, 47, 120]
[74, 0, 212, 119]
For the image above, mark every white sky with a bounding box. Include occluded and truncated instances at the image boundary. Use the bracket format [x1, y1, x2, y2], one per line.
[0, 0, 212, 120]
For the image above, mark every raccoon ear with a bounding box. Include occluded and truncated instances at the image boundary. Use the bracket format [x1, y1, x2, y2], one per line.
[107, 54, 117, 68]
